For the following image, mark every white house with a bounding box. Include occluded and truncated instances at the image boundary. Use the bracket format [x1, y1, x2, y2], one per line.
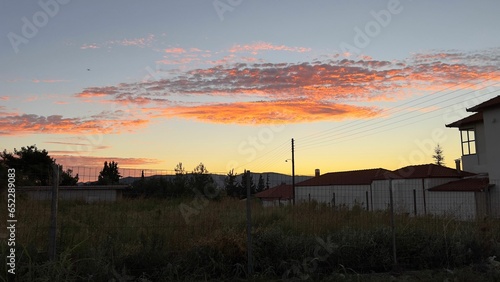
[426, 178, 493, 220]
[295, 168, 391, 210]
[295, 164, 480, 219]
[371, 164, 474, 216]
[255, 183, 293, 207]
[446, 95, 500, 218]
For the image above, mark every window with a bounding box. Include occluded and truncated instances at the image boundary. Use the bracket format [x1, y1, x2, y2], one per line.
[460, 129, 476, 155]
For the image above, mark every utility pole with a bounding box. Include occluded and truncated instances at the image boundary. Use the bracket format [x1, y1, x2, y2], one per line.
[291, 138, 295, 205]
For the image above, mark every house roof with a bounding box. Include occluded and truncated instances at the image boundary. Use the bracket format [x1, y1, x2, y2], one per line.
[428, 178, 492, 192]
[445, 112, 483, 128]
[255, 183, 292, 200]
[467, 95, 500, 112]
[296, 168, 391, 186]
[380, 164, 475, 179]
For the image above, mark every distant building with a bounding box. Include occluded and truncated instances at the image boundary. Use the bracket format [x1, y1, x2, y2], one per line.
[294, 164, 485, 220]
[371, 164, 477, 219]
[446, 95, 500, 218]
[295, 168, 391, 210]
[18, 185, 128, 203]
[255, 183, 293, 207]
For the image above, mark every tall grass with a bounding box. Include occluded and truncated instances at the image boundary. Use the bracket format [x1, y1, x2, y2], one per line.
[1, 196, 499, 281]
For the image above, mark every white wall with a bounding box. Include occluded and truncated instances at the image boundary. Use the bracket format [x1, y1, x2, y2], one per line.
[426, 191, 476, 220]
[261, 198, 291, 207]
[462, 123, 488, 174]
[20, 187, 121, 202]
[296, 185, 370, 209]
[483, 108, 500, 218]
[371, 178, 460, 215]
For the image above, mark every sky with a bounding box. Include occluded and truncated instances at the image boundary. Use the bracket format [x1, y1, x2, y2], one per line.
[1, 0, 500, 177]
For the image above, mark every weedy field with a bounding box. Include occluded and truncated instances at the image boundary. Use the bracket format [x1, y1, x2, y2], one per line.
[1, 195, 500, 281]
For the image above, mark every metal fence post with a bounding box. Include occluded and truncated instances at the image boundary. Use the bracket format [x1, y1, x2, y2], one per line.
[48, 164, 59, 260]
[245, 170, 253, 276]
[389, 179, 398, 269]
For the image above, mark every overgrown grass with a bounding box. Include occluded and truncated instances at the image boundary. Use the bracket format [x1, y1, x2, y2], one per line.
[1, 195, 499, 281]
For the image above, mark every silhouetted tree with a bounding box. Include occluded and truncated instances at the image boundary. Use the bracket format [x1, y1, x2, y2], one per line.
[224, 169, 239, 197]
[0, 145, 78, 186]
[97, 161, 121, 185]
[239, 171, 255, 197]
[257, 174, 265, 193]
[190, 162, 216, 194]
[172, 162, 189, 196]
[433, 144, 445, 166]
[266, 174, 270, 190]
[60, 168, 79, 185]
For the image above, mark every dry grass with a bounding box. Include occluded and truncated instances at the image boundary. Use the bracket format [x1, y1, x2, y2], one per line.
[1, 195, 499, 281]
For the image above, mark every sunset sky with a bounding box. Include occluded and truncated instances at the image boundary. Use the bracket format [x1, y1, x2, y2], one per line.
[1, 0, 500, 176]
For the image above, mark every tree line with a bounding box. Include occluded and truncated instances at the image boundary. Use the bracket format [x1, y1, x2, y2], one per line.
[0, 145, 273, 199]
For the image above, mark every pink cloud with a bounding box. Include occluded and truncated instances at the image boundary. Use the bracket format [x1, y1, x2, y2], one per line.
[71, 48, 500, 125]
[32, 79, 69, 83]
[80, 34, 156, 50]
[229, 41, 311, 54]
[52, 155, 163, 169]
[164, 47, 187, 54]
[0, 111, 149, 136]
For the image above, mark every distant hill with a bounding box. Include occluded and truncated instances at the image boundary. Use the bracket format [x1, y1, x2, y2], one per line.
[118, 172, 312, 189]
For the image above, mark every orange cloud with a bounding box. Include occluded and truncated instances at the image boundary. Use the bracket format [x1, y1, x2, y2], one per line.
[52, 155, 163, 169]
[72, 48, 500, 125]
[164, 99, 379, 124]
[0, 112, 149, 136]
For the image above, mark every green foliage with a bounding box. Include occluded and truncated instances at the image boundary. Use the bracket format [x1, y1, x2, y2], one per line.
[60, 168, 79, 185]
[224, 169, 239, 197]
[131, 162, 218, 199]
[7, 197, 500, 281]
[0, 145, 79, 186]
[239, 171, 256, 197]
[433, 143, 445, 166]
[256, 174, 265, 193]
[97, 161, 121, 185]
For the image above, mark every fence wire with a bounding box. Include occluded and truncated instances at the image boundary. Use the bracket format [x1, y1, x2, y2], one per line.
[1, 164, 499, 281]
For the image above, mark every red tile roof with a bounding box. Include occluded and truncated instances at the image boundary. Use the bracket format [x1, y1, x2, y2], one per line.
[446, 112, 483, 128]
[467, 95, 500, 112]
[296, 168, 391, 186]
[380, 164, 475, 179]
[428, 178, 492, 192]
[255, 183, 292, 200]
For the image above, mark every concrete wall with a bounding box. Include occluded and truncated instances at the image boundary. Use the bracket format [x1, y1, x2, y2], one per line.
[260, 198, 291, 207]
[426, 191, 477, 220]
[371, 178, 460, 215]
[18, 186, 126, 203]
[296, 185, 371, 209]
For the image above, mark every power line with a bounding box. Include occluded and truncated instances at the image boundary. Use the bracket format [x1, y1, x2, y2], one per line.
[298, 76, 499, 146]
[297, 89, 500, 152]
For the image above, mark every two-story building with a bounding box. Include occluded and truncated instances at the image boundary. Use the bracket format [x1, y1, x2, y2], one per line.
[446, 95, 500, 217]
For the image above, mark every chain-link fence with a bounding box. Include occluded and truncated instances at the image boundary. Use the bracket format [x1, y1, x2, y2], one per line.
[1, 164, 500, 281]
